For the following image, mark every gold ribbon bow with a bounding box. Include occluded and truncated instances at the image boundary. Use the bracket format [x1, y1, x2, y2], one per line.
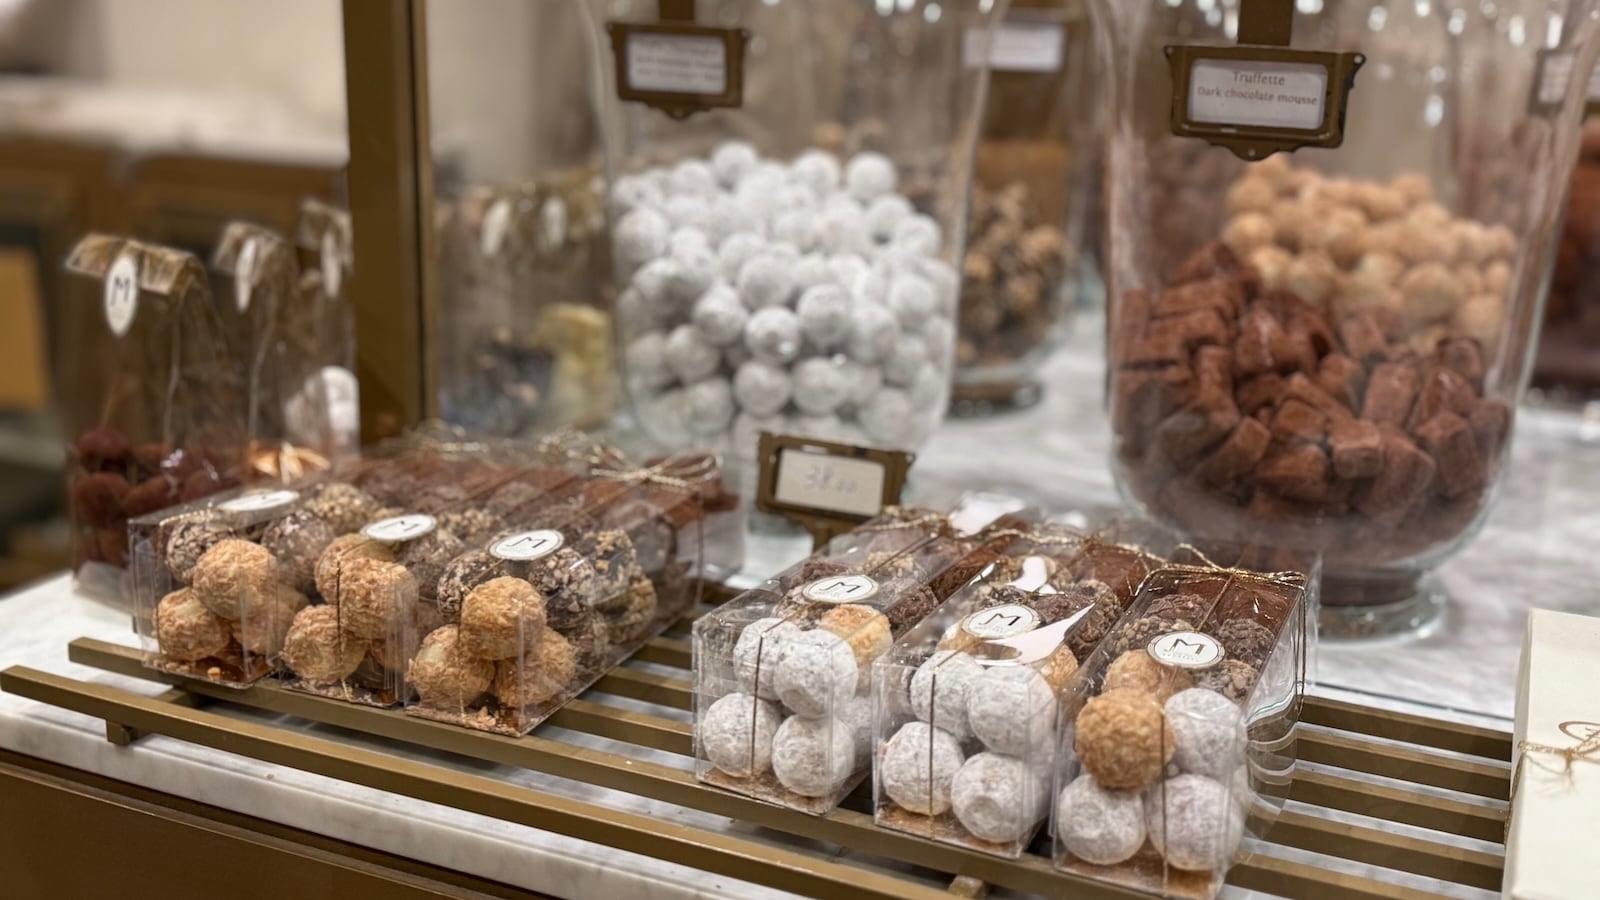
[588, 450, 721, 495]
[1507, 727, 1600, 840]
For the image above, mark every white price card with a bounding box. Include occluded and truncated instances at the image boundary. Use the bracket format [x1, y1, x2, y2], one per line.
[104, 251, 139, 337]
[362, 514, 436, 543]
[219, 489, 299, 514]
[963, 21, 1064, 73]
[773, 447, 887, 518]
[1187, 58, 1329, 131]
[626, 32, 727, 95]
[490, 529, 565, 562]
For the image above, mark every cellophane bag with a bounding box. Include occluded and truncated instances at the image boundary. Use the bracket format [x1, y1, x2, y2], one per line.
[291, 199, 359, 460]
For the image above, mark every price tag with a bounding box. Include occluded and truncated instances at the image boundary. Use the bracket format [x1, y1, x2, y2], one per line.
[219, 489, 299, 514]
[362, 513, 436, 543]
[104, 251, 139, 337]
[963, 21, 1064, 73]
[961, 603, 1040, 640]
[1147, 631, 1226, 670]
[490, 529, 565, 561]
[607, 21, 749, 119]
[1186, 58, 1329, 131]
[756, 432, 913, 549]
[801, 574, 880, 604]
[773, 448, 886, 518]
[234, 236, 259, 313]
[1167, 45, 1364, 159]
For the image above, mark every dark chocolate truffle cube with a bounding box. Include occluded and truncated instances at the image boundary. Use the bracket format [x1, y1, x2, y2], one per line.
[1195, 418, 1272, 487]
[1114, 366, 1196, 456]
[1152, 278, 1245, 322]
[1156, 388, 1242, 466]
[1236, 374, 1285, 416]
[1407, 366, 1478, 433]
[1414, 412, 1487, 499]
[1316, 353, 1366, 411]
[1468, 399, 1511, 460]
[1285, 372, 1350, 422]
[1234, 307, 1289, 378]
[1362, 362, 1421, 427]
[1171, 241, 1255, 290]
[1193, 344, 1234, 394]
[1329, 419, 1383, 480]
[1337, 313, 1389, 367]
[1270, 398, 1328, 446]
[1435, 337, 1485, 392]
[1255, 444, 1331, 504]
[1353, 429, 1436, 520]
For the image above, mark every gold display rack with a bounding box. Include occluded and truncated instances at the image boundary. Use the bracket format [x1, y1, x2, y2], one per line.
[0, 601, 1510, 900]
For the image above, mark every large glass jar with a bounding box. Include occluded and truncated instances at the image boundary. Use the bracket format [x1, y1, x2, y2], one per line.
[591, 0, 1002, 460]
[1096, 0, 1600, 634]
[1534, 120, 1600, 398]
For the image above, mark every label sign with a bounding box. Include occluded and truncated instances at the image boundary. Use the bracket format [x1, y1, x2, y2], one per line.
[1187, 58, 1328, 131]
[1148, 631, 1226, 670]
[219, 489, 299, 513]
[802, 574, 879, 604]
[362, 514, 436, 543]
[105, 251, 139, 337]
[773, 447, 886, 518]
[756, 431, 913, 550]
[962, 603, 1041, 640]
[607, 22, 749, 119]
[235, 237, 259, 313]
[490, 529, 565, 561]
[1167, 45, 1364, 159]
[964, 21, 1064, 73]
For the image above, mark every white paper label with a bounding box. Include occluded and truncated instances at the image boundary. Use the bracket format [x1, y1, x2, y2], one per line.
[773, 448, 886, 518]
[104, 251, 139, 338]
[490, 529, 565, 561]
[219, 489, 299, 513]
[235, 236, 259, 313]
[626, 33, 727, 95]
[1187, 58, 1329, 131]
[481, 198, 512, 258]
[802, 574, 880, 604]
[1148, 630, 1225, 669]
[948, 491, 1027, 536]
[362, 513, 436, 543]
[962, 603, 1041, 640]
[1536, 52, 1600, 105]
[321, 231, 342, 297]
[963, 22, 1064, 73]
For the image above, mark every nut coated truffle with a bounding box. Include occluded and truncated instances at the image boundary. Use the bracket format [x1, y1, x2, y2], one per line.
[1144, 773, 1246, 871]
[1106, 616, 1197, 659]
[773, 629, 859, 718]
[409, 625, 494, 707]
[315, 533, 395, 601]
[336, 557, 420, 640]
[951, 752, 1048, 845]
[281, 605, 368, 683]
[305, 482, 382, 534]
[154, 588, 232, 661]
[1195, 658, 1259, 702]
[881, 721, 966, 816]
[817, 603, 892, 671]
[162, 518, 235, 584]
[910, 649, 982, 739]
[701, 691, 782, 777]
[261, 510, 335, 595]
[233, 584, 310, 656]
[600, 575, 658, 644]
[1075, 688, 1175, 790]
[192, 539, 282, 621]
[1210, 618, 1278, 669]
[493, 629, 577, 708]
[459, 576, 547, 660]
[395, 528, 465, 600]
[966, 666, 1058, 756]
[1165, 688, 1247, 780]
[771, 714, 857, 798]
[1055, 774, 1147, 865]
[434, 550, 506, 620]
[1102, 650, 1195, 704]
[733, 616, 802, 700]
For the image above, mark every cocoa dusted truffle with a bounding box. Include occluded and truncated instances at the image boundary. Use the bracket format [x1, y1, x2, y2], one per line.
[1210, 618, 1278, 668]
[1102, 650, 1195, 703]
[817, 604, 893, 671]
[305, 482, 381, 534]
[232, 584, 309, 656]
[122, 476, 179, 518]
[76, 426, 131, 471]
[162, 517, 235, 584]
[281, 605, 368, 683]
[459, 576, 547, 660]
[154, 588, 232, 661]
[192, 539, 282, 620]
[314, 533, 395, 601]
[434, 550, 506, 620]
[1195, 659, 1259, 702]
[1074, 688, 1175, 790]
[409, 625, 494, 707]
[883, 583, 941, 634]
[493, 628, 577, 708]
[261, 510, 335, 595]
[335, 557, 419, 640]
[599, 575, 658, 644]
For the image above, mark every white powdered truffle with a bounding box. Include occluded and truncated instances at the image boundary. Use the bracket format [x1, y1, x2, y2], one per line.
[737, 254, 798, 309]
[1056, 774, 1146, 865]
[881, 721, 966, 816]
[909, 365, 946, 412]
[772, 210, 825, 253]
[967, 666, 1058, 756]
[670, 227, 711, 256]
[828, 254, 869, 288]
[847, 304, 899, 363]
[704, 197, 763, 246]
[665, 245, 717, 306]
[838, 695, 874, 768]
[665, 324, 721, 383]
[888, 275, 938, 329]
[791, 149, 842, 194]
[733, 360, 793, 417]
[851, 267, 889, 306]
[630, 256, 678, 308]
[618, 287, 669, 334]
[1166, 688, 1246, 780]
[866, 194, 914, 241]
[883, 335, 929, 386]
[792, 358, 851, 416]
[797, 284, 852, 347]
[610, 174, 661, 214]
[820, 205, 873, 255]
[1144, 774, 1246, 871]
[839, 360, 884, 408]
[702, 691, 782, 777]
[692, 282, 749, 346]
[860, 388, 913, 446]
[642, 387, 691, 445]
[685, 377, 736, 435]
[664, 194, 711, 234]
[731, 412, 783, 454]
[772, 714, 857, 797]
[891, 215, 941, 257]
[791, 254, 833, 294]
[952, 752, 1048, 844]
[734, 617, 802, 699]
[711, 141, 760, 187]
[922, 317, 955, 363]
[744, 307, 803, 365]
[624, 332, 674, 389]
[615, 207, 670, 271]
[669, 159, 718, 196]
[910, 649, 982, 739]
[846, 152, 898, 202]
[718, 233, 766, 280]
[773, 629, 859, 718]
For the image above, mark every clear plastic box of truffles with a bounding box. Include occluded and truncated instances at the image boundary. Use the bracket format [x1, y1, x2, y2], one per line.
[406, 451, 729, 735]
[692, 496, 1032, 814]
[872, 524, 1169, 857]
[1050, 552, 1313, 899]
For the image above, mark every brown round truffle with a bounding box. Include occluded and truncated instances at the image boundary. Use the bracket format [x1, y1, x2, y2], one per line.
[76, 427, 131, 471]
[817, 603, 893, 670]
[154, 588, 232, 661]
[281, 605, 368, 683]
[1195, 658, 1260, 703]
[261, 510, 336, 595]
[192, 539, 282, 621]
[122, 476, 179, 518]
[1102, 650, 1195, 703]
[1074, 688, 1175, 790]
[435, 550, 507, 621]
[883, 583, 940, 634]
[600, 575, 658, 645]
[459, 576, 547, 660]
[409, 625, 494, 707]
[305, 482, 381, 534]
[314, 533, 396, 601]
[551, 608, 609, 674]
[232, 584, 310, 656]
[1147, 592, 1219, 626]
[1106, 617, 1197, 659]
[527, 547, 599, 609]
[1210, 618, 1278, 669]
[585, 529, 641, 598]
[334, 557, 419, 640]
[162, 518, 236, 584]
[493, 629, 578, 708]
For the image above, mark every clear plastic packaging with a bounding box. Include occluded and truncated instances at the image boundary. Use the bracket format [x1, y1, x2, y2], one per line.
[1536, 121, 1600, 396]
[60, 234, 248, 596]
[1050, 554, 1313, 897]
[693, 497, 1031, 814]
[290, 198, 359, 460]
[593, 0, 1002, 457]
[872, 524, 1166, 856]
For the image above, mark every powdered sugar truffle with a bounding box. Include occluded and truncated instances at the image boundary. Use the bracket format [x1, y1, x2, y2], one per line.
[839, 695, 874, 767]
[711, 141, 760, 187]
[891, 214, 941, 257]
[734, 617, 802, 699]
[772, 210, 824, 253]
[663, 194, 711, 233]
[772, 714, 857, 797]
[797, 284, 851, 346]
[850, 268, 889, 306]
[1056, 774, 1146, 865]
[846, 152, 898, 202]
[702, 692, 782, 777]
[615, 207, 671, 271]
[618, 288, 668, 333]
[1144, 774, 1246, 871]
[791, 149, 842, 195]
[860, 388, 913, 446]
[624, 332, 673, 389]
[910, 365, 946, 411]
[952, 752, 1048, 844]
[692, 283, 748, 346]
[922, 317, 955, 362]
[685, 377, 736, 435]
[744, 307, 802, 365]
[828, 254, 869, 289]
[967, 665, 1058, 756]
[820, 205, 873, 255]
[773, 629, 858, 718]
[668, 159, 718, 196]
[792, 358, 851, 416]
[665, 245, 717, 306]
[888, 275, 938, 329]
[791, 254, 833, 294]
[846, 304, 898, 363]
[642, 387, 691, 445]
[1165, 688, 1246, 780]
[866, 194, 914, 241]
[718, 233, 766, 280]
[737, 254, 797, 309]
[733, 360, 793, 417]
[665, 324, 720, 383]
[881, 721, 966, 815]
[669, 227, 711, 256]
[883, 335, 929, 386]
[610, 174, 661, 214]
[839, 360, 884, 408]
[731, 412, 782, 454]
[910, 649, 982, 739]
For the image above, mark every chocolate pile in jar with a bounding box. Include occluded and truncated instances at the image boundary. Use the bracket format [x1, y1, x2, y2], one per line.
[1112, 161, 1514, 566]
[1538, 122, 1600, 390]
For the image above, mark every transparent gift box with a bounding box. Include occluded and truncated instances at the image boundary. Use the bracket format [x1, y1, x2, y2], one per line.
[872, 523, 1167, 857]
[692, 496, 1032, 814]
[1050, 551, 1315, 898]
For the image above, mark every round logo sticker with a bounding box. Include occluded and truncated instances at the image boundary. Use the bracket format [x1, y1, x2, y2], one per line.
[802, 574, 879, 604]
[1147, 631, 1226, 670]
[362, 513, 436, 543]
[219, 489, 299, 514]
[235, 236, 259, 313]
[490, 529, 565, 561]
[961, 603, 1041, 640]
[104, 251, 139, 338]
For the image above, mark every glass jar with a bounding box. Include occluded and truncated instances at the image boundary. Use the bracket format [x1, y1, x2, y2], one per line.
[1095, 0, 1600, 634]
[1534, 120, 1600, 398]
[591, 0, 1001, 460]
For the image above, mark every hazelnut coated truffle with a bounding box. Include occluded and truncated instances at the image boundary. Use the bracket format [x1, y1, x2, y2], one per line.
[1195, 659, 1260, 702]
[315, 533, 395, 602]
[305, 482, 381, 534]
[335, 557, 419, 640]
[395, 527, 464, 600]
[162, 518, 236, 584]
[281, 605, 368, 683]
[493, 628, 577, 708]
[1074, 688, 1175, 790]
[1210, 618, 1278, 669]
[232, 584, 310, 656]
[1102, 650, 1195, 704]
[192, 539, 282, 621]
[409, 625, 494, 707]
[600, 574, 657, 645]
[817, 603, 893, 671]
[261, 510, 335, 595]
[154, 588, 232, 661]
[459, 576, 547, 660]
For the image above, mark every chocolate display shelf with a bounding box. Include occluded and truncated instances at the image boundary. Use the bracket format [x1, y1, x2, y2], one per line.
[2, 590, 1507, 900]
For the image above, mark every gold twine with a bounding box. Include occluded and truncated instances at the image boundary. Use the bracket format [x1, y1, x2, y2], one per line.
[1506, 730, 1600, 840]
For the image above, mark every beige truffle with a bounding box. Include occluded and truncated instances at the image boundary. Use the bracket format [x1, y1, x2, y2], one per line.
[1222, 213, 1275, 256]
[1348, 252, 1404, 307]
[1353, 183, 1407, 222]
[818, 603, 893, 671]
[1074, 688, 1175, 790]
[1484, 224, 1516, 261]
[191, 539, 281, 621]
[315, 533, 395, 601]
[459, 576, 547, 660]
[1406, 201, 1452, 230]
[1247, 245, 1293, 288]
[1249, 153, 1292, 189]
[1393, 222, 1457, 266]
[1399, 262, 1464, 325]
[333, 557, 418, 640]
[1389, 172, 1433, 206]
[1102, 650, 1195, 704]
[1284, 251, 1340, 305]
[493, 629, 578, 708]
[154, 588, 232, 661]
[1484, 260, 1512, 296]
[1225, 178, 1276, 215]
[1455, 294, 1504, 345]
[1270, 201, 1315, 251]
[409, 625, 494, 707]
[232, 584, 309, 656]
[1303, 206, 1367, 268]
[281, 605, 368, 683]
[1038, 644, 1081, 693]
